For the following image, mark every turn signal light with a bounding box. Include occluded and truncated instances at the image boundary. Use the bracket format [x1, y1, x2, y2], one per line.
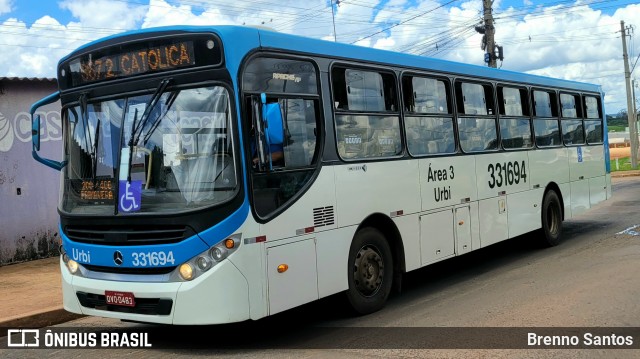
[277, 264, 289, 273]
[224, 239, 235, 249]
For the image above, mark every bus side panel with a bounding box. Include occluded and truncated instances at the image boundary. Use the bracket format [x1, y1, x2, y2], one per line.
[259, 167, 337, 241]
[478, 197, 508, 247]
[334, 160, 420, 227]
[570, 145, 605, 180]
[228, 219, 267, 321]
[266, 236, 318, 316]
[392, 213, 421, 272]
[475, 152, 529, 247]
[528, 148, 570, 190]
[570, 179, 590, 216]
[419, 156, 477, 212]
[585, 145, 607, 207]
[507, 188, 544, 238]
[316, 225, 356, 298]
[475, 152, 530, 200]
[559, 182, 572, 220]
[589, 175, 607, 207]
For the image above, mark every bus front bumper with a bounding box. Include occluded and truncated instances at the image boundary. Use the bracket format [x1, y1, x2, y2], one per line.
[60, 257, 250, 325]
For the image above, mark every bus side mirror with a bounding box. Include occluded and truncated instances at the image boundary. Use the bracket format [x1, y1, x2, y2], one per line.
[32, 114, 41, 152]
[30, 91, 66, 171]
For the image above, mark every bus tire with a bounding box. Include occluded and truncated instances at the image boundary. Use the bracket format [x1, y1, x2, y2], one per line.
[346, 227, 393, 315]
[539, 189, 563, 247]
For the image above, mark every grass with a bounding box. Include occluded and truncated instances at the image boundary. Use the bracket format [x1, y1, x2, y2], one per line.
[611, 157, 633, 172]
[608, 125, 626, 132]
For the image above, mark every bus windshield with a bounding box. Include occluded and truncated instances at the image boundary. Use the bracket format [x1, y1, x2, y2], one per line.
[61, 85, 238, 215]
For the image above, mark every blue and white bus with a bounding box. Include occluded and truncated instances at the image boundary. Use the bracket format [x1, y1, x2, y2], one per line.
[30, 26, 610, 324]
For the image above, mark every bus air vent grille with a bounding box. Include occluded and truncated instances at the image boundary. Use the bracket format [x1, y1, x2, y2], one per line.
[313, 206, 335, 227]
[64, 225, 193, 245]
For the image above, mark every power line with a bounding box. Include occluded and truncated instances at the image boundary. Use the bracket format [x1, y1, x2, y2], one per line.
[349, 0, 460, 44]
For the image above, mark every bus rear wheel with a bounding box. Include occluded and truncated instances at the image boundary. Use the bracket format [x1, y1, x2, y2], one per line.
[539, 189, 563, 247]
[346, 227, 393, 315]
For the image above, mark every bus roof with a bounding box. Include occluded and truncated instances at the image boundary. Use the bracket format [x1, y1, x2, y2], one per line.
[59, 25, 602, 94]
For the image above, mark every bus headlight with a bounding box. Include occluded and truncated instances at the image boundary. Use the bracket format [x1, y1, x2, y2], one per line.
[179, 263, 194, 281]
[173, 233, 242, 282]
[195, 256, 212, 271]
[67, 259, 79, 274]
[209, 247, 227, 261]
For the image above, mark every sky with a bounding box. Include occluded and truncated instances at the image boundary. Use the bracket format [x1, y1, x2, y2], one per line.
[1, 0, 639, 114]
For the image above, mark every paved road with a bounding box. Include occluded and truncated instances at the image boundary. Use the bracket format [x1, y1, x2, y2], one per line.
[2, 177, 640, 358]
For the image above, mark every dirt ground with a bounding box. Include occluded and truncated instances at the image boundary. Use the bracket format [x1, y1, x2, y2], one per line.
[609, 147, 631, 159]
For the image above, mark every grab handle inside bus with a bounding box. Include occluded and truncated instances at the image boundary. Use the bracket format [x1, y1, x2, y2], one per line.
[30, 91, 67, 171]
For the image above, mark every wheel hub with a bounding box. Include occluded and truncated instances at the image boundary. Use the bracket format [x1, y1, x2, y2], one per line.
[353, 245, 384, 297]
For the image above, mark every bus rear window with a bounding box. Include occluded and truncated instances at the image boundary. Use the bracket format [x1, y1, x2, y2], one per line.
[584, 96, 601, 119]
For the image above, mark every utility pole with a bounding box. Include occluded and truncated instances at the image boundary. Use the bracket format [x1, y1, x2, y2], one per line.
[330, 0, 340, 42]
[483, 0, 496, 68]
[631, 79, 640, 126]
[621, 20, 638, 169]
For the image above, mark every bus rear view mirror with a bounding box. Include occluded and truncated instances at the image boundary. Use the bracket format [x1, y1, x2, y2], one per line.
[32, 114, 41, 151]
[30, 91, 67, 171]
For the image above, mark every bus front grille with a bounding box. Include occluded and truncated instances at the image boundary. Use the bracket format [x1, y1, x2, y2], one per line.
[83, 264, 176, 275]
[64, 225, 193, 245]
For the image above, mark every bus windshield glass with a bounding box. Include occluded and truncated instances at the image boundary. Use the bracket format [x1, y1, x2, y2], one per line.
[61, 85, 238, 215]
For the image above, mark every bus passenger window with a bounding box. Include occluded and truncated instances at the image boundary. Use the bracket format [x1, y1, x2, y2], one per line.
[534, 119, 561, 147]
[457, 82, 494, 115]
[562, 119, 585, 145]
[405, 117, 455, 155]
[333, 66, 401, 160]
[498, 87, 528, 117]
[332, 67, 398, 112]
[403, 77, 449, 114]
[500, 118, 532, 149]
[560, 93, 581, 118]
[458, 117, 498, 152]
[585, 120, 603, 144]
[498, 86, 532, 150]
[584, 96, 601, 119]
[532, 90, 558, 118]
[335, 115, 402, 159]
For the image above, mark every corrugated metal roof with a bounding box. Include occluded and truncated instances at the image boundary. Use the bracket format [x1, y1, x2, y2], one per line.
[0, 77, 56, 82]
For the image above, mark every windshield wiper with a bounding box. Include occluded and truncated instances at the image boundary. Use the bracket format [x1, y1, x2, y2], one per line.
[126, 78, 172, 182]
[79, 92, 100, 185]
[142, 90, 179, 145]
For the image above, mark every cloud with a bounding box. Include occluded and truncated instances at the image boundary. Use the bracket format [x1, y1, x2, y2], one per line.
[1, 0, 638, 113]
[0, 0, 12, 16]
[59, 0, 147, 31]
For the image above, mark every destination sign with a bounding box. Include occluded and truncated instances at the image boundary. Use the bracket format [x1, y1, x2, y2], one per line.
[69, 41, 194, 86]
[61, 34, 223, 89]
[80, 179, 114, 201]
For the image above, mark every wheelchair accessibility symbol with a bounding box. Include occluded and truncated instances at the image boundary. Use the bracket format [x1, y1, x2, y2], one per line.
[119, 180, 142, 213]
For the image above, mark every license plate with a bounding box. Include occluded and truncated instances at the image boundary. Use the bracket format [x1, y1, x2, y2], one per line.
[105, 291, 136, 307]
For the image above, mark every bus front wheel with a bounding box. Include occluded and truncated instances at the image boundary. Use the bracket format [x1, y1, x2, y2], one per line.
[539, 189, 563, 247]
[346, 227, 393, 315]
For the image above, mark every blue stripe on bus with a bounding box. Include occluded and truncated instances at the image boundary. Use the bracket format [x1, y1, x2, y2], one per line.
[60, 224, 209, 268]
[59, 200, 250, 268]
